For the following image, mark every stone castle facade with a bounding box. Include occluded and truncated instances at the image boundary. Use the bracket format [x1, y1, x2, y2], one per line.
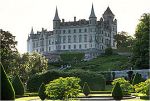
[27, 4, 117, 60]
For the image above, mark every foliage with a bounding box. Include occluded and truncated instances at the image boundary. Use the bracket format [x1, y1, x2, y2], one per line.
[114, 31, 134, 48]
[132, 73, 142, 85]
[134, 78, 150, 95]
[82, 82, 90, 97]
[12, 75, 25, 96]
[112, 72, 115, 80]
[105, 47, 113, 55]
[112, 82, 123, 100]
[132, 13, 150, 69]
[60, 52, 84, 63]
[45, 77, 81, 100]
[27, 69, 105, 92]
[127, 71, 134, 82]
[38, 83, 46, 100]
[112, 78, 133, 95]
[0, 29, 18, 74]
[71, 55, 128, 71]
[1, 63, 15, 100]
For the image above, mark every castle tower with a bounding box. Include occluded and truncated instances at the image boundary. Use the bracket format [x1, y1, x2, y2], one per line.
[30, 27, 34, 34]
[103, 6, 114, 23]
[53, 7, 61, 29]
[89, 4, 97, 25]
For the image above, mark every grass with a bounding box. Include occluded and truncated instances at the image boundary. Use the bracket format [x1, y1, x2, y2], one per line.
[15, 96, 39, 101]
[70, 55, 128, 71]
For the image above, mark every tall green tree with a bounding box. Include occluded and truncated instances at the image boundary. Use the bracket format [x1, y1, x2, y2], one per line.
[132, 13, 150, 69]
[114, 31, 134, 48]
[0, 29, 18, 74]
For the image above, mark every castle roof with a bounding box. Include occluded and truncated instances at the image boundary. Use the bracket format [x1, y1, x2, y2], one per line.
[53, 7, 60, 21]
[89, 4, 96, 18]
[103, 6, 114, 16]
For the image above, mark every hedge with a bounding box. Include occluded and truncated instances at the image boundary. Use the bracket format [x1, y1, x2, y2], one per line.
[1, 63, 15, 100]
[27, 69, 105, 92]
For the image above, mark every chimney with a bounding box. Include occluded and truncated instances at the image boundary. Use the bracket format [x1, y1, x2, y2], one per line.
[62, 19, 64, 23]
[74, 16, 76, 22]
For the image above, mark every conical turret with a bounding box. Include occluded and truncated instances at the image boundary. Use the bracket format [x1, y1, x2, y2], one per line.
[53, 7, 60, 21]
[89, 3, 96, 18]
[103, 6, 114, 21]
[30, 27, 34, 34]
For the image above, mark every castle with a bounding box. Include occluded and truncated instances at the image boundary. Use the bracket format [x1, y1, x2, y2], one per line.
[27, 4, 117, 60]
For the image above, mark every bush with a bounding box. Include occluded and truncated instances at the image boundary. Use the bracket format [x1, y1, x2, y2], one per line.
[38, 83, 46, 100]
[134, 78, 150, 95]
[27, 69, 105, 92]
[105, 47, 113, 55]
[112, 82, 123, 100]
[45, 77, 81, 100]
[112, 78, 133, 95]
[82, 82, 90, 97]
[1, 63, 15, 100]
[12, 75, 25, 96]
[132, 73, 142, 85]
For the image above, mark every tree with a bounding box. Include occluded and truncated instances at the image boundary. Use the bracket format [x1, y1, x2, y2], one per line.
[114, 31, 134, 48]
[0, 29, 18, 74]
[82, 82, 90, 97]
[112, 82, 123, 100]
[132, 73, 142, 85]
[38, 83, 46, 100]
[105, 47, 113, 55]
[132, 13, 150, 69]
[45, 77, 81, 100]
[1, 63, 15, 100]
[12, 75, 25, 96]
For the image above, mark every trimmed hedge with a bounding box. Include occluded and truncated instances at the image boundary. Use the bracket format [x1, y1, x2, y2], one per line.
[112, 82, 123, 100]
[12, 75, 25, 96]
[1, 63, 15, 100]
[82, 82, 90, 97]
[38, 83, 46, 100]
[132, 73, 142, 85]
[27, 69, 105, 92]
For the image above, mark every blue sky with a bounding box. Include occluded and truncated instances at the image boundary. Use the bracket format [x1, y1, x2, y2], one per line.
[0, 0, 149, 53]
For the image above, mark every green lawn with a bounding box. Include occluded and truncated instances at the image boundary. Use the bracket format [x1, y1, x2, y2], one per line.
[70, 55, 128, 71]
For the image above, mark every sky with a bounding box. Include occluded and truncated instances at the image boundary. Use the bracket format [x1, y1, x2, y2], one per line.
[0, 0, 150, 54]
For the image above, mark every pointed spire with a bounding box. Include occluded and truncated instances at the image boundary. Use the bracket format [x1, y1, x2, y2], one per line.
[103, 6, 114, 16]
[89, 3, 96, 18]
[30, 27, 34, 34]
[53, 6, 60, 21]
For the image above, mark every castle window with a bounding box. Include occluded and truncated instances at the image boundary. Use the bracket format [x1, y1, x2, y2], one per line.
[49, 40, 51, 45]
[36, 42, 38, 47]
[68, 45, 71, 49]
[33, 42, 35, 48]
[68, 35, 71, 43]
[84, 34, 87, 42]
[74, 29, 76, 33]
[84, 28, 87, 32]
[63, 45, 65, 49]
[36, 49, 38, 52]
[73, 35, 77, 43]
[68, 29, 71, 33]
[74, 45, 76, 49]
[63, 30, 66, 34]
[63, 36, 66, 43]
[79, 35, 82, 42]
[89, 35, 92, 42]
[79, 29, 81, 33]
[49, 47, 51, 51]
[79, 44, 82, 49]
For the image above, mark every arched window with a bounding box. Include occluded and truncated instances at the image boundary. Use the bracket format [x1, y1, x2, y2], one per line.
[68, 35, 71, 43]
[73, 35, 77, 43]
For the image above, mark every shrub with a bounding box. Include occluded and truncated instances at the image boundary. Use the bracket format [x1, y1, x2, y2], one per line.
[82, 82, 90, 97]
[132, 73, 142, 85]
[1, 63, 15, 100]
[112, 82, 123, 100]
[112, 78, 133, 95]
[12, 75, 25, 96]
[105, 47, 113, 55]
[45, 77, 81, 100]
[134, 78, 150, 95]
[38, 83, 46, 100]
[27, 69, 105, 92]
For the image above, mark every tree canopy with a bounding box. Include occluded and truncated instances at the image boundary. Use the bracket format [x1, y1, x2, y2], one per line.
[132, 13, 150, 69]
